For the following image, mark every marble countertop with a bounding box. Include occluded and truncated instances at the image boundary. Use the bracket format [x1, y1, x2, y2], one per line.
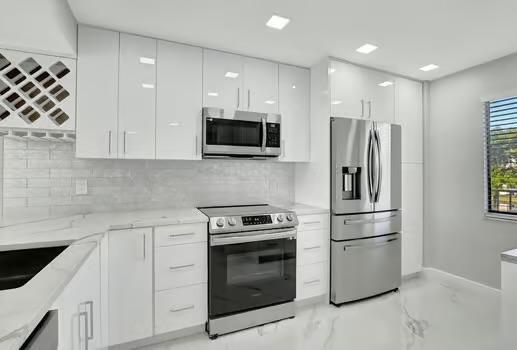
[0, 207, 208, 251]
[0, 234, 100, 349]
[501, 249, 517, 264]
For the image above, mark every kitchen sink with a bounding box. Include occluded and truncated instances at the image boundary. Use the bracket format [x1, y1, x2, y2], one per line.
[0, 245, 68, 291]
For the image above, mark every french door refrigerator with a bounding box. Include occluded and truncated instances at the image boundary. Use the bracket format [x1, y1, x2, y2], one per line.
[330, 117, 402, 305]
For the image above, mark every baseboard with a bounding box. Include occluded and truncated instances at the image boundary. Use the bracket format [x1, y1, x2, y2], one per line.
[402, 271, 422, 281]
[423, 267, 500, 293]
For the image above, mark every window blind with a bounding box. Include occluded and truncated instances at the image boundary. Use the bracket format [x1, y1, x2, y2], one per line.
[485, 96, 517, 216]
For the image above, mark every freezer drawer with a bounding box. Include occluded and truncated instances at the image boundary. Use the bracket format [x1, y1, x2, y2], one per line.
[330, 233, 401, 304]
[331, 210, 401, 241]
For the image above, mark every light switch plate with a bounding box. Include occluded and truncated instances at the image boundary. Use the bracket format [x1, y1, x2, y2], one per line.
[75, 178, 88, 195]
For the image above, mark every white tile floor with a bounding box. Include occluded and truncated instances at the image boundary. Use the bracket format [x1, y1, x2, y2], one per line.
[141, 270, 515, 350]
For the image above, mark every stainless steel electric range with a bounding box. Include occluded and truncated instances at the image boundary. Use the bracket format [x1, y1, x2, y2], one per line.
[198, 204, 298, 339]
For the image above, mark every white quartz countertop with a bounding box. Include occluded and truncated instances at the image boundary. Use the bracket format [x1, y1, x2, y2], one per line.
[501, 248, 517, 264]
[0, 207, 208, 251]
[276, 202, 329, 216]
[0, 234, 100, 350]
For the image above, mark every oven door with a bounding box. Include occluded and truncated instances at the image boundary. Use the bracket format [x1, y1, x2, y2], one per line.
[203, 108, 265, 157]
[209, 228, 296, 318]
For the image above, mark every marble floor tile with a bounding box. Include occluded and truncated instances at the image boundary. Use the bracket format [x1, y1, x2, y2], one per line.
[140, 270, 514, 350]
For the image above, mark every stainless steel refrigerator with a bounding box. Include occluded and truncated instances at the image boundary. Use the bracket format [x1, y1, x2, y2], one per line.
[330, 117, 402, 305]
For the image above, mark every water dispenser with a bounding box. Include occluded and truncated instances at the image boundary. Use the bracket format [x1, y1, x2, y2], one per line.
[342, 167, 361, 200]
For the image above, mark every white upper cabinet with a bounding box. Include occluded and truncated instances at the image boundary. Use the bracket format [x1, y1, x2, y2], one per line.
[329, 60, 366, 119]
[108, 228, 153, 346]
[394, 77, 423, 163]
[203, 49, 243, 112]
[118, 33, 157, 159]
[329, 60, 395, 122]
[243, 57, 279, 113]
[156, 41, 202, 160]
[279, 64, 310, 162]
[76, 25, 119, 158]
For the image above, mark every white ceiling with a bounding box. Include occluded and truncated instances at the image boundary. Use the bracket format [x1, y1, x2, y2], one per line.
[67, 0, 517, 80]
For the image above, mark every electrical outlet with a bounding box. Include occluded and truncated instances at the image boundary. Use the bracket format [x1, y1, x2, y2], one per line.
[75, 179, 88, 195]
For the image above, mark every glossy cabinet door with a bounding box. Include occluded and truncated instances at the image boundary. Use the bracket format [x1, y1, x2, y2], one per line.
[203, 49, 243, 112]
[76, 26, 119, 158]
[118, 33, 157, 159]
[278, 64, 310, 162]
[56, 245, 101, 350]
[243, 57, 279, 113]
[395, 77, 423, 163]
[108, 228, 153, 346]
[329, 60, 366, 119]
[156, 41, 202, 160]
[363, 69, 395, 122]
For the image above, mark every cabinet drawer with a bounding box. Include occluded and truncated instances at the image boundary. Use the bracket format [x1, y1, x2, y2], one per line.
[297, 229, 328, 266]
[155, 284, 207, 334]
[155, 243, 207, 291]
[297, 214, 329, 232]
[155, 223, 206, 247]
[296, 262, 328, 300]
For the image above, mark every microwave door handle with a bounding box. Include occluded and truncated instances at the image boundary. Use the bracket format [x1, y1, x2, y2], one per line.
[261, 116, 267, 152]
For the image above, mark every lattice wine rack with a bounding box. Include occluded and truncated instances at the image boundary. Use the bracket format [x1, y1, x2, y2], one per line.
[0, 48, 76, 132]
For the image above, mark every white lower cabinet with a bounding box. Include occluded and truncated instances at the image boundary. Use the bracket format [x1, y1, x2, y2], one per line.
[155, 284, 207, 334]
[108, 228, 153, 346]
[56, 245, 102, 350]
[295, 213, 330, 302]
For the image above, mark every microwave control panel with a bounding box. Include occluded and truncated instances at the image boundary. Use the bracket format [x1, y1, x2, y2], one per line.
[266, 123, 281, 148]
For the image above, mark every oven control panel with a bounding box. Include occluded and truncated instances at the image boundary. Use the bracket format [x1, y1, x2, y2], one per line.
[242, 215, 273, 226]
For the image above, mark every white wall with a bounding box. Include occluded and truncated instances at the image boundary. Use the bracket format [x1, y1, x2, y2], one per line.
[426, 53, 517, 288]
[0, 0, 77, 57]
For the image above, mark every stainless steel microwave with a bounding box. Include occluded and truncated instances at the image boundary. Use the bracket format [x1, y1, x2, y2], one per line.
[202, 107, 281, 159]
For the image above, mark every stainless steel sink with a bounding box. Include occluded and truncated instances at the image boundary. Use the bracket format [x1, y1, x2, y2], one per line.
[0, 245, 68, 290]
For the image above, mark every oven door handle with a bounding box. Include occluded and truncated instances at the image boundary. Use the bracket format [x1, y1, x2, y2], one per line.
[210, 228, 296, 246]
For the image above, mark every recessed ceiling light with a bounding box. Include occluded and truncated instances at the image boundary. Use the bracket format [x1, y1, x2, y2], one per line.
[139, 57, 155, 65]
[328, 68, 336, 74]
[141, 83, 154, 89]
[356, 44, 378, 54]
[265, 100, 276, 105]
[168, 122, 181, 127]
[266, 15, 290, 30]
[225, 71, 239, 78]
[331, 100, 343, 105]
[292, 85, 296, 89]
[207, 92, 219, 97]
[419, 64, 439, 72]
[378, 81, 394, 87]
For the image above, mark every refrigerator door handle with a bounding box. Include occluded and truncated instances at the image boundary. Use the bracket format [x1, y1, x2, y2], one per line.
[367, 129, 374, 203]
[374, 129, 382, 202]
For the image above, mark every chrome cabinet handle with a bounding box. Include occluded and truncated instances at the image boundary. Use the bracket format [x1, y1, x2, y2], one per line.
[304, 279, 321, 285]
[142, 233, 146, 260]
[368, 101, 372, 119]
[82, 301, 94, 340]
[170, 305, 195, 313]
[247, 89, 251, 110]
[303, 221, 321, 225]
[304, 245, 321, 250]
[169, 232, 195, 238]
[108, 130, 112, 156]
[360, 100, 364, 118]
[78, 311, 89, 350]
[169, 263, 195, 270]
[195, 135, 198, 156]
[236, 88, 240, 109]
[123, 131, 127, 155]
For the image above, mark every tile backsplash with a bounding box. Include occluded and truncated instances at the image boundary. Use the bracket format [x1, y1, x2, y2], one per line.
[1, 137, 294, 224]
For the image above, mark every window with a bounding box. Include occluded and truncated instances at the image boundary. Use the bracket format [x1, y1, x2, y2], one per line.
[485, 96, 517, 217]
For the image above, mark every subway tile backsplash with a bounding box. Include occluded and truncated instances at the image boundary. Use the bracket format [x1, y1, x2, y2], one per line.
[1, 137, 294, 224]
